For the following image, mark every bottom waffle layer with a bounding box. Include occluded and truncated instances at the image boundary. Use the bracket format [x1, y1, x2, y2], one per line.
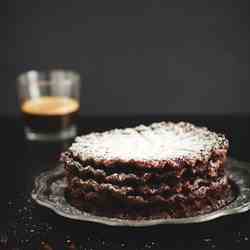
[65, 179, 236, 219]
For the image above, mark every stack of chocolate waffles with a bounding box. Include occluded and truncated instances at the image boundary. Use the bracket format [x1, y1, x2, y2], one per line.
[61, 122, 235, 219]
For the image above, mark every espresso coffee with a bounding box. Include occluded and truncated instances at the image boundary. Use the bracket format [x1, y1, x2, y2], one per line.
[21, 96, 79, 134]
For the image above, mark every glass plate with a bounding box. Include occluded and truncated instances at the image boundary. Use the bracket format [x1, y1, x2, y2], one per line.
[31, 158, 250, 227]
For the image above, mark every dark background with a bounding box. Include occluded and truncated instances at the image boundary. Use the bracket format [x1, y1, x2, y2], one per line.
[2, 2, 250, 248]
[3, 0, 250, 116]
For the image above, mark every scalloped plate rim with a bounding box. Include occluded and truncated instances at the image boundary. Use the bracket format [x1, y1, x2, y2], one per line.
[31, 158, 250, 227]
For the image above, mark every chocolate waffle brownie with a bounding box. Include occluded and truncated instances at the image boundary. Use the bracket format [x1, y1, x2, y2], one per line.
[61, 122, 235, 219]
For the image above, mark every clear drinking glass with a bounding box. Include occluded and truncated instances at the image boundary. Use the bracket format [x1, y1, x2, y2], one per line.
[17, 70, 81, 141]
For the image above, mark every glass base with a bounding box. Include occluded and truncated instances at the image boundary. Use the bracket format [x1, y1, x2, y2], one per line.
[25, 125, 77, 141]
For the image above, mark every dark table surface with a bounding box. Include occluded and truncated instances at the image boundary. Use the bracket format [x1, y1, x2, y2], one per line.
[0, 115, 250, 250]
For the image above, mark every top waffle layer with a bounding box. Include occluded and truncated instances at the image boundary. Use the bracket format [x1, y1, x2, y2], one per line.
[69, 122, 229, 168]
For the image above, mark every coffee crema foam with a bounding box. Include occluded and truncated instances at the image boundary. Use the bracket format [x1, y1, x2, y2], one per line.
[21, 96, 79, 116]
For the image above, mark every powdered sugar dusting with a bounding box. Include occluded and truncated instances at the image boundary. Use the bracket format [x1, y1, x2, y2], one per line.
[70, 122, 228, 165]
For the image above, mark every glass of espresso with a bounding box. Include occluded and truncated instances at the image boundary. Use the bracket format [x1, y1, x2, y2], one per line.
[17, 70, 81, 141]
